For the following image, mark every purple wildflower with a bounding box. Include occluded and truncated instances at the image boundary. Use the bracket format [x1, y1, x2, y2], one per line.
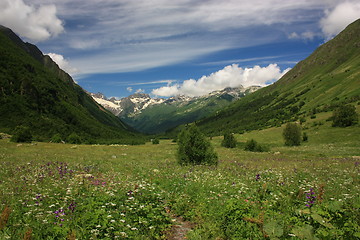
[255, 174, 261, 181]
[306, 188, 316, 208]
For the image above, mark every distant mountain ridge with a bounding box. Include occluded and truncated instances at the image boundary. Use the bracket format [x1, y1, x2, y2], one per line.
[91, 86, 260, 133]
[0, 25, 142, 143]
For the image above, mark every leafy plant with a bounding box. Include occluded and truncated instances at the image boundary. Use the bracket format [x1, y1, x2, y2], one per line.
[67, 133, 82, 144]
[152, 138, 160, 144]
[51, 133, 63, 143]
[244, 139, 268, 152]
[10, 126, 32, 143]
[283, 123, 302, 146]
[177, 124, 218, 165]
[332, 104, 358, 127]
[221, 132, 237, 148]
[302, 132, 308, 142]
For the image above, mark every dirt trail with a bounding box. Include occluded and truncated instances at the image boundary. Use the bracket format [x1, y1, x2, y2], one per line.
[165, 207, 194, 239]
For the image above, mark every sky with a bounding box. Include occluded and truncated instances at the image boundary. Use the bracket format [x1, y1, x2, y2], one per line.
[1, 0, 360, 98]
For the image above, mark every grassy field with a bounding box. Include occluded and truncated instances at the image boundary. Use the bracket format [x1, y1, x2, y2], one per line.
[0, 115, 359, 239]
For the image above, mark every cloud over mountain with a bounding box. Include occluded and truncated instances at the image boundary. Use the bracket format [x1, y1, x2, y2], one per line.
[152, 64, 290, 97]
[0, 0, 63, 41]
[320, 1, 360, 40]
[47, 53, 78, 74]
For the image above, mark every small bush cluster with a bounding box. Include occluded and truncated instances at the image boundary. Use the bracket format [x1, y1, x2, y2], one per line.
[51, 133, 63, 143]
[244, 139, 268, 152]
[67, 133, 82, 144]
[177, 125, 218, 165]
[332, 104, 358, 127]
[10, 126, 32, 143]
[152, 138, 160, 144]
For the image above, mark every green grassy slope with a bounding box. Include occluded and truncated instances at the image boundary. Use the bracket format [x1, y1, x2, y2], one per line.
[0, 26, 142, 143]
[195, 19, 360, 136]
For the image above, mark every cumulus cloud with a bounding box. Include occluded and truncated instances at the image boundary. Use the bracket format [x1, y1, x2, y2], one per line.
[127, 87, 133, 92]
[152, 64, 290, 97]
[0, 0, 63, 41]
[320, 1, 360, 40]
[47, 53, 78, 74]
[135, 89, 144, 94]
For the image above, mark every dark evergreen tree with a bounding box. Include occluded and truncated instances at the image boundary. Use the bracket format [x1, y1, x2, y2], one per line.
[177, 125, 218, 166]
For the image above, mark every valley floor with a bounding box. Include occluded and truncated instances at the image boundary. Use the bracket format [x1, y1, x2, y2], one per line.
[0, 119, 359, 239]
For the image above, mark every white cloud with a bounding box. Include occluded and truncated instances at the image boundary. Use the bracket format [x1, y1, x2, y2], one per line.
[320, 1, 360, 40]
[135, 89, 144, 93]
[127, 87, 133, 92]
[25, 0, 328, 75]
[0, 0, 63, 41]
[152, 64, 290, 97]
[47, 53, 78, 74]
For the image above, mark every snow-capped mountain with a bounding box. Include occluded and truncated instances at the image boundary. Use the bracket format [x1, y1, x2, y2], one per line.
[90, 92, 165, 117]
[90, 86, 261, 133]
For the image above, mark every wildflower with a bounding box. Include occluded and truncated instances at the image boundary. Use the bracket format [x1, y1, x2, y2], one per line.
[306, 188, 316, 208]
[255, 174, 261, 181]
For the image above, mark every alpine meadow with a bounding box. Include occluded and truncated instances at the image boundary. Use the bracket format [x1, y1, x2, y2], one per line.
[0, 3, 360, 240]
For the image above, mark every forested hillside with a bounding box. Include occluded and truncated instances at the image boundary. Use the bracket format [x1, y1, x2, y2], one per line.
[0, 26, 143, 144]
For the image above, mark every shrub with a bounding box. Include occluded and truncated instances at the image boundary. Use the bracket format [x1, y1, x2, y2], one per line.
[302, 132, 308, 142]
[67, 132, 82, 144]
[51, 133, 63, 143]
[332, 104, 358, 127]
[152, 138, 160, 144]
[244, 139, 268, 152]
[283, 123, 301, 146]
[10, 126, 32, 143]
[177, 125, 218, 166]
[221, 132, 237, 148]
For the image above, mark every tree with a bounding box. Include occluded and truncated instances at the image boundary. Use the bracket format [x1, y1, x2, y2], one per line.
[283, 123, 301, 146]
[221, 132, 237, 148]
[67, 132, 82, 144]
[152, 138, 160, 144]
[177, 125, 218, 166]
[51, 133, 63, 143]
[332, 104, 358, 127]
[11, 126, 32, 143]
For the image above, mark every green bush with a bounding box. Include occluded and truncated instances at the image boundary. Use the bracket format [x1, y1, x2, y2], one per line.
[332, 104, 358, 127]
[177, 125, 218, 166]
[221, 132, 237, 148]
[152, 138, 160, 144]
[283, 123, 301, 146]
[51, 133, 63, 143]
[10, 126, 32, 143]
[302, 132, 308, 142]
[67, 132, 82, 144]
[244, 139, 268, 152]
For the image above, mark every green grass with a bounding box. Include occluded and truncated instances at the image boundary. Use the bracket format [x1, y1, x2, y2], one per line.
[0, 118, 359, 239]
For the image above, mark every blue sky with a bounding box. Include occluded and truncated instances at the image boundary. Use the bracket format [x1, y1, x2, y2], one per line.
[1, 0, 360, 98]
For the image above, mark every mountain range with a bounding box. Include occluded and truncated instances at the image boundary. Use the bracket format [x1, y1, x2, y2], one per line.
[91, 86, 260, 134]
[0, 18, 359, 142]
[0, 25, 142, 144]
